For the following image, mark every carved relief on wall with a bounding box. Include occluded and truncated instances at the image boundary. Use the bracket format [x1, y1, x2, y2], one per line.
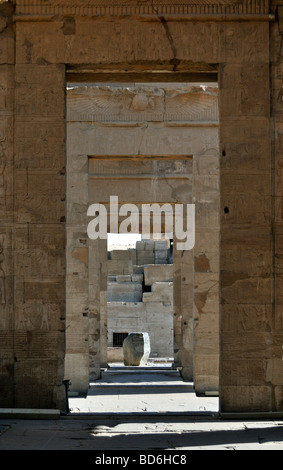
[0, 116, 11, 213]
[0, 235, 5, 304]
[0, 149, 6, 205]
[67, 85, 219, 123]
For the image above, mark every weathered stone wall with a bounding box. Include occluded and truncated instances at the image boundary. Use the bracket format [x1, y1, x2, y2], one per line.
[0, 0, 281, 413]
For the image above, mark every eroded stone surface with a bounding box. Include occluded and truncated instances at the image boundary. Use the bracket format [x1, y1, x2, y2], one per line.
[123, 332, 151, 366]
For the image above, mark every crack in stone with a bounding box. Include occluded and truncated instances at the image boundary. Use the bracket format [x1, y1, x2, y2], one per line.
[151, 3, 180, 71]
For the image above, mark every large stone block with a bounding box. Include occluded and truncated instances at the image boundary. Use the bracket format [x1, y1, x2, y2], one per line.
[110, 250, 133, 261]
[144, 264, 174, 285]
[136, 251, 155, 265]
[154, 241, 168, 250]
[107, 282, 142, 302]
[123, 332, 150, 366]
[108, 259, 133, 275]
[143, 282, 173, 304]
[131, 273, 143, 283]
[154, 250, 168, 264]
[116, 275, 132, 283]
[133, 265, 144, 274]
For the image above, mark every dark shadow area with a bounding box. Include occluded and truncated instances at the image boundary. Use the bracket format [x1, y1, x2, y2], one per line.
[84, 426, 283, 450]
[1, 417, 282, 450]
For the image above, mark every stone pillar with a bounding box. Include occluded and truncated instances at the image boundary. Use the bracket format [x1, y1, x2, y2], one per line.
[89, 238, 107, 380]
[173, 246, 182, 367]
[65, 140, 89, 393]
[0, 2, 15, 408]
[100, 290, 108, 368]
[13, 62, 66, 409]
[180, 249, 194, 381]
[193, 128, 220, 394]
[219, 22, 273, 412]
[65, 229, 89, 394]
[270, 1, 283, 412]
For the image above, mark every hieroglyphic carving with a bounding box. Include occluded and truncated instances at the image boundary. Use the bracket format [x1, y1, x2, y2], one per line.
[0, 235, 5, 304]
[0, 153, 6, 203]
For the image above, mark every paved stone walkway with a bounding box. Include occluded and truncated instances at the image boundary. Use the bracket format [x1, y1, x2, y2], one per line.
[1, 415, 283, 451]
[1, 366, 283, 451]
[68, 365, 219, 415]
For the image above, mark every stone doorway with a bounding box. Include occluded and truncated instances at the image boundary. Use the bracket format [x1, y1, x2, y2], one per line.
[106, 234, 174, 365]
[87, 155, 193, 374]
[2, 3, 276, 414]
[65, 80, 220, 413]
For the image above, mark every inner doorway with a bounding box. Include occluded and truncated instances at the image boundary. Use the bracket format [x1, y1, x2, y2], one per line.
[106, 233, 173, 364]
[65, 80, 220, 414]
[88, 154, 192, 373]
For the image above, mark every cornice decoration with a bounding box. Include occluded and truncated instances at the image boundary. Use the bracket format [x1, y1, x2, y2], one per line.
[14, 0, 271, 18]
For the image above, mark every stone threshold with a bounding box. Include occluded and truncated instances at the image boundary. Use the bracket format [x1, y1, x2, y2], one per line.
[63, 411, 219, 420]
[0, 408, 61, 420]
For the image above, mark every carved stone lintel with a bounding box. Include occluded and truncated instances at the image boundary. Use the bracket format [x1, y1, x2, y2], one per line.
[67, 85, 219, 123]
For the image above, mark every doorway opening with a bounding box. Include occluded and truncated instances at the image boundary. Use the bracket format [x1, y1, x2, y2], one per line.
[65, 79, 220, 415]
[107, 234, 174, 365]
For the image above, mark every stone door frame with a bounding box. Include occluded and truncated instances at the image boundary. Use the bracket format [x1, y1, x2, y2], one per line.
[4, 1, 277, 413]
[65, 80, 220, 399]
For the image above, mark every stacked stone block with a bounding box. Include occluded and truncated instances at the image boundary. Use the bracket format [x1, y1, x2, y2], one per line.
[136, 240, 169, 265]
[107, 282, 143, 303]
